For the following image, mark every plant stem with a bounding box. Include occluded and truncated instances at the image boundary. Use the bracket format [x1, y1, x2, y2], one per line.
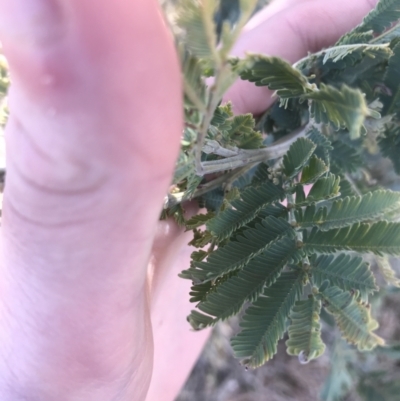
[200, 125, 306, 174]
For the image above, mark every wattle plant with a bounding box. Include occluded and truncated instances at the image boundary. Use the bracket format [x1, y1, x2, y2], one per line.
[163, 0, 400, 369]
[0, 0, 399, 381]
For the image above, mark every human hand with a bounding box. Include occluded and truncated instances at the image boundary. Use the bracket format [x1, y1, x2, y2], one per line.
[0, 1, 377, 401]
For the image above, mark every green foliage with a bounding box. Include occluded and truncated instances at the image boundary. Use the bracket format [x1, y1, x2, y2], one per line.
[6, 0, 400, 392]
[330, 139, 363, 173]
[181, 216, 294, 283]
[172, 0, 400, 368]
[296, 190, 400, 230]
[310, 254, 377, 302]
[176, 0, 218, 60]
[239, 55, 314, 98]
[231, 271, 305, 368]
[306, 84, 371, 140]
[206, 182, 285, 241]
[376, 256, 400, 287]
[1, 0, 400, 394]
[286, 296, 326, 363]
[318, 285, 384, 351]
[337, 0, 400, 44]
[187, 235, 299, 327]
[282, 137, 316, 179]
[300, 155, 329, 184]
[300, 173, 341, 204]
[303, 221, 400, 256]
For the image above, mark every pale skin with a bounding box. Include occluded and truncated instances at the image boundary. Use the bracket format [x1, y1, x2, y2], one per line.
[0, 0, 378, 400]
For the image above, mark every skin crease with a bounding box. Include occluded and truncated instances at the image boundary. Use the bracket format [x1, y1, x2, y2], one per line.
[0, 0, 378, 400]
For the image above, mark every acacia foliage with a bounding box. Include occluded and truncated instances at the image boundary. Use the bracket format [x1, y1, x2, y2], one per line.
[170, 0, 400, 370]
[181, 133, 398, 368]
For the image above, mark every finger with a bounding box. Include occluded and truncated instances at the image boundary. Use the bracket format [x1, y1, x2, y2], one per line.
[0, 0, 182, 400]
[146, 216, 211, 401]
[225, 0, 378, 115]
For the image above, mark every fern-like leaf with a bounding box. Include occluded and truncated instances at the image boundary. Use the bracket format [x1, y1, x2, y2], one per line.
[187, 310, 214, 330]
[182, 216, 294, 283]
[376, 257, 400, 287]
[231, 271, 305, 368]
[297, 173, 341, 205]
[303, 221, 400, 256]
[306, 84, 370, 140]
[176, 0, 218, 59]
[296, 190, 400, 230]
[286, 296, 326, 363]
[300, 155, 329, 184]
[337, 0, 400, 44]
[330, 139, 363, 173]
[282, 137, 316, 179]
[206, 181, 285, 241]
[306, 127, 333, 166]
[322, 43, 391, 64]
[188, 236, 299, 328]
[337, 31, 374, 45]
[319, 285, 384, 351]
[185, 212, 216, 229]
[227, 114, 263, 149]
[310, 254, 377, 302]
[239, 55, 314, 97]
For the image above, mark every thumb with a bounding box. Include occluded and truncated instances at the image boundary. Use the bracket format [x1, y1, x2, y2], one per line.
[0, 1, 182, 399]
[1, 0, 182, 278]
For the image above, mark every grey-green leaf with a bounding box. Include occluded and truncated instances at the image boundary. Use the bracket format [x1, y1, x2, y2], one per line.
[286, 296, 326, 363]
[231, 271, 304, 368]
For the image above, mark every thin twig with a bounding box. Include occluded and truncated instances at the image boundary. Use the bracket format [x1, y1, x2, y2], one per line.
[200, 125, 307, 175]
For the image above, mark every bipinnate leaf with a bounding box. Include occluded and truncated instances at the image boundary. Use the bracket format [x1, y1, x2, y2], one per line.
[239, 55, 314, 97]
[189, 280, 213, 303]
[185, 212, 216, 229]
[206, 182, 285, 241]
[303, 221, 400, 256]
[187, 310, 214, 330]
[251, 163, 271, 186]
[282, 137, 316, 179]
[187, 236, 299, 328]
[376, 257, 400, 287]
[321, 43, 391, 64]
[306, 128, 333, 166]
[286, 296, 326, 363]
[231, 271, 304, 368]
[306, 84, 370, 140]
[337, 0, 400, 44]
[181, 51, 207, 109]
[300, 155, 329, 184]
[319, 286, 384, 351]
[310, 254, 377, 302]
[181, 216, 294, 283]
[176, 0, 218, 59]
[296, 190, 400, 230]
[330, 139, 363, 173]
[211, 103, 234, 131]
[298, 173, 341, 205]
